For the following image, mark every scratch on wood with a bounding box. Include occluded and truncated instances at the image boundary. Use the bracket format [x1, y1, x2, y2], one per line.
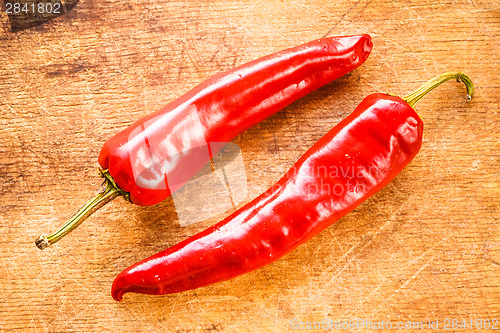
[322, 0, 364, 37]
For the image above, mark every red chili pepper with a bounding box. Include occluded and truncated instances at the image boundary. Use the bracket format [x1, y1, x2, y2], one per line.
[35, 34, 372, 250]
[111, 72, 474, 301]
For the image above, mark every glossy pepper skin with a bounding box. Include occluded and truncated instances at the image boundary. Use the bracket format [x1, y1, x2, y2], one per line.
[111, 93, 424, 301]
[34, 35, 372, 251]
[98, 35, 373, 206]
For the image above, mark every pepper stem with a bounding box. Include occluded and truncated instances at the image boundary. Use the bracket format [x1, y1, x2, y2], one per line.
[35, 169, 129, 250]
[403, 72, 474, 107]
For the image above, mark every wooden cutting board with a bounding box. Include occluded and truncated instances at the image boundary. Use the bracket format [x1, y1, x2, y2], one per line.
[1, 0, 498, 332]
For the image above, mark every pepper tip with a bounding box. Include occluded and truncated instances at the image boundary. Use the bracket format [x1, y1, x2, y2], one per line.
[111, 276, 126, 301]
[112, 288, 125, 301]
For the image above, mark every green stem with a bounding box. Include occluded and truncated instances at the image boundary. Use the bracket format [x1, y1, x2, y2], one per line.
[403, 72, 474, 107]
[35, 169, 129, 250]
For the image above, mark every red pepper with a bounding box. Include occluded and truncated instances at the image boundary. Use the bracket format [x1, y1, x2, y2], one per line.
[111, 72, 473, 301]
[35, 35, 372, 250]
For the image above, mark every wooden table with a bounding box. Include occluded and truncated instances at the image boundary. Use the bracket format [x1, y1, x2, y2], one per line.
[1, 0, 498, 332]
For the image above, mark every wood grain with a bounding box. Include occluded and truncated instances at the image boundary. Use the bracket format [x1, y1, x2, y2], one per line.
[1, 0, 498, 332]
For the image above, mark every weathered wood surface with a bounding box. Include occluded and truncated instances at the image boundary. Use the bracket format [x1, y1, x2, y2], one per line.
[0, 0, 498, 332]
